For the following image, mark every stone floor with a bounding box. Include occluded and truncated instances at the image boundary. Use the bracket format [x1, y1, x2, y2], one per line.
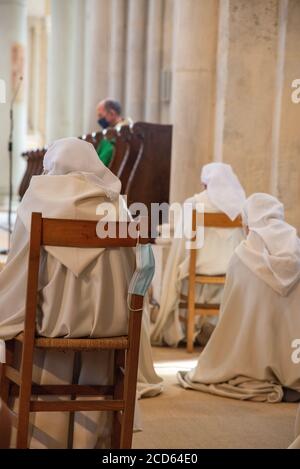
[133, 346, 298, 449]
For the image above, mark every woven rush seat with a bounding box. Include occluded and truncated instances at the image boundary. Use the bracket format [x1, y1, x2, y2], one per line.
[14, 332, 128, 350]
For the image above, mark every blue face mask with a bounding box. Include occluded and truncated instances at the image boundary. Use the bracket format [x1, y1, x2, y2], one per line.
[98, 117, 110, 129]
[128, 244, 155, 297]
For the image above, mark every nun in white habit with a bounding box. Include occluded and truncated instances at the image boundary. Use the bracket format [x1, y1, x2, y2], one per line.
[0, 137, 162, 448]
[178, 193, 300, 403]
[151, 163, 245, 347]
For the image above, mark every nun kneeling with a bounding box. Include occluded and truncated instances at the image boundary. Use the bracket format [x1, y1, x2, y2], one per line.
[0, 137, 162, 448]
[151, 163, 245, 347]
[178, 193, 300, 403]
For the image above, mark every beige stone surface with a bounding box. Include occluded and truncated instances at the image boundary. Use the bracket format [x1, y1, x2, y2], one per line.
[124, 0, 147, 121]
[169, 0, 300, 231]
[133, 346, 298, 449]
[170, 0, 219, 203]
[160, 0, 173, 124]
[277, 0, 300, 231]
[223, 0, 279, 195]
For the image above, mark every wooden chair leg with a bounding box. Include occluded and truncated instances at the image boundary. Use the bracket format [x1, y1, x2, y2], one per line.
[0, 400, 13, 449]
[120, 306, 143, 449]
[16, 344, 35, 449]
[0, 364, 10, 406]
[187, 210, 197, 353]
[16, 212, 42, 448]
[187, 260, 196, 353]
[67, 351, 81, 449]
[0, 340, 15, 405]
[111, 350, 125, 449]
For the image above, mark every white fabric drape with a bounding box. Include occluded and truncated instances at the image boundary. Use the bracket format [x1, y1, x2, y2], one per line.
[236, 193, 300, 296]
[43, 137, 121, 199]
[201, 163, 246, 220]
[178, 253, 300, 401]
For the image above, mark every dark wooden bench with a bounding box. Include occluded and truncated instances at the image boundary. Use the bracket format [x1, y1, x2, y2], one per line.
[18, 123, 173, 220]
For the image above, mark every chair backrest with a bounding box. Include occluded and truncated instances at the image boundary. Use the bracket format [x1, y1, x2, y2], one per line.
[109, 126, 131, 177]
[188, 209, 243, 275]
[125, 122, 172, 209]
[117, 127, 144, 191]
[24, 213, 151, 342]
[191, 209, 243, 235]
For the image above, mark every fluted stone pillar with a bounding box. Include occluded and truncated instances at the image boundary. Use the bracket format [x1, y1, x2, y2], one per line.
[27, 16, 48, 146]
[46, 0, 77, 141]
[144, 0, 163, 122]
[170, 0, 219, 203]
[221, 0, 278, 195]
[213, 0, 229, 163]
[124, 0, 147, 121]
[160, 0, 174, 124]
[83, 0, 110, 133]
[108, 0, 127, 104]
[69, 0, 86, 137]
[0, 0, 26, 202]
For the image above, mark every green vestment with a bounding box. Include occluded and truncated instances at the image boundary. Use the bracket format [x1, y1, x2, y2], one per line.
[96, 139, 115, 167]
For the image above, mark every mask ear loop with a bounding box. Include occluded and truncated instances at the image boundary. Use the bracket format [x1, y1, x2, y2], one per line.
[127, 224, 144, 312]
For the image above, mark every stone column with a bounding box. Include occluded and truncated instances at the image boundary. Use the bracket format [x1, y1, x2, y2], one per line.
[170, 0, 219, 203]
[27, 16, 48, 146]
[0, 0, 27, 202]
[83, 0, 110, 133]
[124, 0, 147, 121]
[160, 0, 174, 124]
[46, 0, 76, 141]
[221, 0, 279, 195]
[277, 0, 300, 231]
[144, 0, 163, 122]
[108, 0, 127, 104]
[69, 0, 86, 137]
[213, 0, 230, 163]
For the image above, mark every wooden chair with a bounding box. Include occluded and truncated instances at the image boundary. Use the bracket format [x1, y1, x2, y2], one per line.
[19, 149, 46, 199]
[0, 213, 151, 448]
[180, 209, 242, 353]
[0, 399, 13, 448]
[110, 126, 132, 178]
[93, 131, 103, 149]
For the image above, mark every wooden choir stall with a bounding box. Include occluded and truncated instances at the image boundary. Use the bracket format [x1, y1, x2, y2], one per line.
[18, 122, 173, 233]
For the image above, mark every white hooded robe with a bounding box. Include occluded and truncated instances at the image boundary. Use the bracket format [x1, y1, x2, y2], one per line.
[0, 138, 162, 448]
[178, 194, 300, 403]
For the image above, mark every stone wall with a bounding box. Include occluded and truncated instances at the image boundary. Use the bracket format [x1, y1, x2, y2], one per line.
[2, 0, 300, 230]
[170, 0, 300, 231]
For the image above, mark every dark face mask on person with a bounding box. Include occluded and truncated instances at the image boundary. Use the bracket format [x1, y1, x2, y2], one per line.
[98, 117, 110, 129]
